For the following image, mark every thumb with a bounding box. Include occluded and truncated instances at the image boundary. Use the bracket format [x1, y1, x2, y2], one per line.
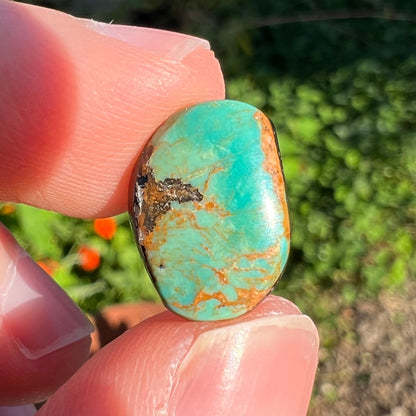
[38, 296, 319, 416]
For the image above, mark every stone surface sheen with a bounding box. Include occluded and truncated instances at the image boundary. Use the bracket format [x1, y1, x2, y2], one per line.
[130, 100, 290, 321]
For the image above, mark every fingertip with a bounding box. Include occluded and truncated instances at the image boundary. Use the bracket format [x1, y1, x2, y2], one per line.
[0, 335, 92, 406]
[0, 2, 225, 218]
[79, 20, 212, 60]
[0, 223, 93, 405]
[0, 404, 37, 416]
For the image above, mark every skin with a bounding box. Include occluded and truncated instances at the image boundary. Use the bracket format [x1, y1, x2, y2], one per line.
[0, 1, 319, 415]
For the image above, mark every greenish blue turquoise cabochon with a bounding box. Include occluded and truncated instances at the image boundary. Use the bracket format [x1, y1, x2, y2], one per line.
[129, 100, 290, 321]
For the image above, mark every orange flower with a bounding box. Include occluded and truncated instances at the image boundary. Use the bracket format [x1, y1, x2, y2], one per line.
[37, 259, 59, 276]
[93, 217, 117, 240]
[78, 246, 100, 272]
[0, 204, 16, 215]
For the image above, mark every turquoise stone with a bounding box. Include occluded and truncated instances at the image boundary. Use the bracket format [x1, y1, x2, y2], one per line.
[129, 100, 290, 321]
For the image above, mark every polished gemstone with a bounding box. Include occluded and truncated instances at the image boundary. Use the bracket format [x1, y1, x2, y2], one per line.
[129, 100, 290, 321]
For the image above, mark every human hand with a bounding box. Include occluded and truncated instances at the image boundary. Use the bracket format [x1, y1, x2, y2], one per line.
[0, 1, 319, 415]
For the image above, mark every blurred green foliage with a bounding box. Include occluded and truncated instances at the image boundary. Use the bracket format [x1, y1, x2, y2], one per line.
[3, 1, 416, 339]
[1, 206, 158, 311]
[264, 57, 416, 322]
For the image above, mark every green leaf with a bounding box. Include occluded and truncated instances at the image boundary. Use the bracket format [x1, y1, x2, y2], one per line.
[15, 205, 62, 259]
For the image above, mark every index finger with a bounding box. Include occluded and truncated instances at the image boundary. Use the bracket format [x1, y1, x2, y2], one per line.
[0, 1, 225, 218]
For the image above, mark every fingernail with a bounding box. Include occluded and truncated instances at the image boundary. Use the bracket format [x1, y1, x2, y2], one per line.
[168, 315, 319, 416]
[79, 19, 210, 60]
[0, 225, 94, 360]
[0, 404, 37, 416]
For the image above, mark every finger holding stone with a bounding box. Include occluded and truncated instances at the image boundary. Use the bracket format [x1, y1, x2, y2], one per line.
[37, 296, 319, 416]
[0, 1, 225, 218]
